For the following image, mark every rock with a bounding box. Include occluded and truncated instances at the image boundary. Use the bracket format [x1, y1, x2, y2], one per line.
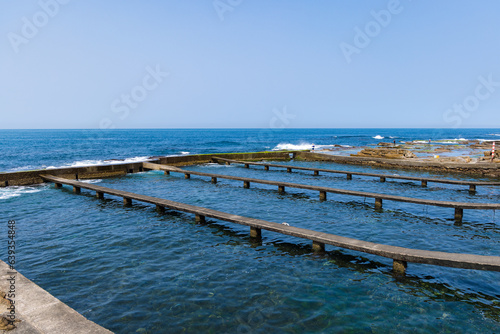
[351, 148, 416, 159]
[377, 142, 395, 147]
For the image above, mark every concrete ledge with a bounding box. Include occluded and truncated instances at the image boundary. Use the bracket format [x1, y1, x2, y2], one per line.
[0, 261, 112, 333]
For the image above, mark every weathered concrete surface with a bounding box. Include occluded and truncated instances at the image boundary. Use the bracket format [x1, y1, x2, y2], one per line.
[296, 152, 500, 178]
[352, 148, 417, 159]
[0, 261, 112, 333]
[157, 151, 291, 166]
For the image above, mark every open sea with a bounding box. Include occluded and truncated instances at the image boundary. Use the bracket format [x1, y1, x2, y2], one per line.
[1, 128, 500, 333]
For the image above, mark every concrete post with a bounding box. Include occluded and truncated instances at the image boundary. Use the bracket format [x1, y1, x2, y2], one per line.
[393, 259, 407, 275]
[73, 186, 81, 194]
[375, 198, 383, 210]
[312, 241, 325, 253]
[195, 214, 206, 223]
[347, 174, 352, 180]
[469, 185, 476, 193]
[287, 168, 292, 173]
[314, 170, 319, 176]
[55, 183, 62, 188]
[421, 180, 427, 187]
[96, 191, 104, 199]
[211, 177, 217, 184]
[454, 208, 463, 223]
[164, 171, 170, 175]
[244, 181, 250, 188]
[380, 177, 386, 182]
[225, 162, 230, 165]
[244, 164, 249, 168]
[264, 166, 269, 171]
[319, 191, 327, 201]
[250, 226, 261, 238]
[156, 205, 165, 213]
[278, 185, 285, 194]
[123, 197, 132, 206]
[184, 173, 190, 179]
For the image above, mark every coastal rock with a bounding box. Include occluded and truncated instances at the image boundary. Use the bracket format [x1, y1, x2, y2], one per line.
[351, 148, 416, 159]
[377, 142, 395, 147]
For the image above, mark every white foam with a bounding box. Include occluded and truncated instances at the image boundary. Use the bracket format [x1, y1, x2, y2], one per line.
[373, 135, 384, 140]
[180, 152, 190, 155]
[0, 185, 47, 201]
[46, 156, 151, 169]
[79, 179, 102, 184]
[273, 143, 315, 151]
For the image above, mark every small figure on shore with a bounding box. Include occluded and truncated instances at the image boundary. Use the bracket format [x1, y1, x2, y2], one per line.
[312, 145, 315, 151]
[393, 139, 396, 147]
[428, 139, 431, 145]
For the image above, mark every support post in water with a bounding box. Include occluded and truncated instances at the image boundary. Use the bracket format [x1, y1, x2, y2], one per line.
[164, 170, 170, 175]
[421, 180, 427, 187]
[312, 241, 325, 253]
[195, 214, 206, 223]
[244, 164, 249, 168]
[314, 170, 319, 176]
[123, 197, 132, 206]
[469, 185, 476, 193]
[347, 174, 352, 180]
[264, 166, 269, 171]
[184, 173, 190, 179]
[375, 198, 383, 210]
[55, 183, 62, 188]
[73, 186, 81, 194]
[250, 226, 261, 238]
[287, 167, 292, 173]
[96, 191, 104, 199]
[244, 181, 250, 189]
[278, 185, 285, 194]
[156, 205, 165, 213]
[455, 207, 463, 223]
[211, 177, 217, 184]
[225, 162, 230, 166]
[393, 259, 407, 275]
[319, 191, 327, 201]
[380, 177, 386, 183]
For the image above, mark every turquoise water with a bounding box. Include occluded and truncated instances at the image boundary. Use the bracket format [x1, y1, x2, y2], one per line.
[1, 129, 500, 333]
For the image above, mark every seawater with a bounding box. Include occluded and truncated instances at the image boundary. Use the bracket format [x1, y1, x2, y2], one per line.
[1, 129, 500, 333]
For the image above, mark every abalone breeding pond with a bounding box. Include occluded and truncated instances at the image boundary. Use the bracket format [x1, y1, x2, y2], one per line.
[3, 160, 500, 333]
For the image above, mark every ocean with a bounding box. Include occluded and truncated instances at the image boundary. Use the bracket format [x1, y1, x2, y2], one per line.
[1, 128, 499, 333]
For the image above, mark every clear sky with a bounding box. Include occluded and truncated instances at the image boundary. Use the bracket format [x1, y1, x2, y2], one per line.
[1, 0, 500, 129]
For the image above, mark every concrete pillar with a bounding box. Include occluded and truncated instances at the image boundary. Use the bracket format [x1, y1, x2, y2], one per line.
[96, 191, 104, 199]
[421, 180, 427, 187]
[73, 186, 81, 194]
[469, 185, 476, 193]
[156, 205, 165, 213]
[164, 171, 170, 175]
[264, 166, 269, 171]
[313, 170, 319, 176]
[250, 226, 262, 238]
[184, 173, 190, 179]
[375, 198, 383, 210]
[244, 164, 249, 168]
[380, 177, 386, 182]
[312, 241, 325, 253]
[347, 174, 352, 180]
[278, 185, 285, 194]
[225, 162, 230, 165]
[393, 259, 407, 275]
[319, 191, 327, 201]
[454, 208, 463, 223]
[287, 168, 292, 173]
[244, 181, 250, 188]
[55, 183, 62, 188]
[123, 197, 132, 206]
[211, 177, 217, 184]
[195, 214, 206, 223]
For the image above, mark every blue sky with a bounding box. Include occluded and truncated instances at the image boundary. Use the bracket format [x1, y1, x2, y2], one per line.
[1, 0, 500, 129]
